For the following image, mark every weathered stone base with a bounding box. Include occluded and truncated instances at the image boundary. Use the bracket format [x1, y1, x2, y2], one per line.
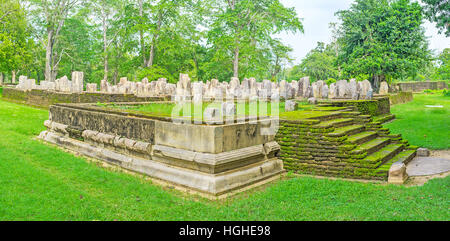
[39, 130, 284, 196]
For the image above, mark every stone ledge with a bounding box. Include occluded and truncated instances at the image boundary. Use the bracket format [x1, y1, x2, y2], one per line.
[39, 130, 284, 196]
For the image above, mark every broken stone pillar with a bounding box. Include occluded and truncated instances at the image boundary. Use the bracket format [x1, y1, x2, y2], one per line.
[379, 81, 389, 95]
[192, 82, 204, 104]
[322, 84, 329, 99]
[100, 79, 109, 93]
[71, 71, 84, 93]
[221, 102, 236, 116]
[285, 100, 298, 112]
[305, 86, 313, 99]
[336, 80, 348, 98]
[298, 77, 310, 98]
[118, 77, 128, 86]
[204, 107, 221, 124]
[176, 73, 192, 97]
[329, 83, 337, 99]
[58, 76, 70, 92]
[349, 79, 359, 100]
[16, 75, 27, 90]
[361, 80, 373, 99]
[86, 83, 97, 92]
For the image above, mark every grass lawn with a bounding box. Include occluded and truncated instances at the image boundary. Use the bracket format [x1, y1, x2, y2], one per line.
[385, 93, 450, 150]
[0, 98, 449, 220]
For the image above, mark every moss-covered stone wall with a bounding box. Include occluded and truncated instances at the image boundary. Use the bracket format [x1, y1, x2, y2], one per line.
[318, 97, 390, 116]
[2, 88, 168, 108]
[388, 92, 414, 105]
[393, 81, 448, 92]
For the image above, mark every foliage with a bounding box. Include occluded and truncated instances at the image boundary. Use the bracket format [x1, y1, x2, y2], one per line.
[206, 0, 303, 80]
[295, 42, 340, 82]
[435, 48, 450, 80]
[422, 0, 450, 36]
[0, 0, 33, 76]
[135, 65, 175, 83]
[336, 0, 431, 88]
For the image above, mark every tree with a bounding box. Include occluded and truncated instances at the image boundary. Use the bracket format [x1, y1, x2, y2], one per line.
[29, 0, 79, 82]
[337, 0, 431, 89]
[89, 0, 123, 82]
[296, 42, 339, 82]
[0, 0, 32, 83]
[422, 0, 450, 36]
[435, 48, 450, 80]
[207, 0, 303, 79]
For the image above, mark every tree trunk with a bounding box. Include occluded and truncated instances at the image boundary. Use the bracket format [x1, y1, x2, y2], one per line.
[0, 73, 3, 85]
[233, 44, 239, 78]
[371, 74, 385, 92]
[102, 14, 108, 81]
[147, 43, 155, 68]
[113, 68, 118, 85]
[12, 70, 16, 83]
[45, 29, 54, 82]
[139, 0, 146, 66]
[146, 12, 162, 68]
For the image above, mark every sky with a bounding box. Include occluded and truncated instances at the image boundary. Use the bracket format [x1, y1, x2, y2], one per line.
[278, 0, 450, 65]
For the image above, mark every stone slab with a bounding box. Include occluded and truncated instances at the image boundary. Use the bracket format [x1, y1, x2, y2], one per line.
[406, 157, 450, 176]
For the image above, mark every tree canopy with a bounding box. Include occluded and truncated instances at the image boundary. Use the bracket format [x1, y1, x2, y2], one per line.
[0, 0, 447, 85]
[337, 0, 431, 88]
[422, 0, 450, 36]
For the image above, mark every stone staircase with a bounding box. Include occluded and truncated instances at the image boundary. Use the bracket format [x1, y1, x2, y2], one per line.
[277, 105, 416, 181]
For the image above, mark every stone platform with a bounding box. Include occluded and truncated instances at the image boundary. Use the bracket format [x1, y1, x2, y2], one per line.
[407, 157, 450, 176]
[38, 103, 284, 197]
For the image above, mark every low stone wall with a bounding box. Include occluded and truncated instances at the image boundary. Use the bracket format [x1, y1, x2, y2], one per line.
[2, 87, 169, 107]
[388, 92, 414, 105]
[393, 81, 448, 92]
[39, 103, 283, 196]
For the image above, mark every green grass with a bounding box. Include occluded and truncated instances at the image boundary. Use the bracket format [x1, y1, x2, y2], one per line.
[0, 98, 449, 220]
[101, 102, 289, 120]
[100, 101, 315, 121]
[385, 93, 450, 150]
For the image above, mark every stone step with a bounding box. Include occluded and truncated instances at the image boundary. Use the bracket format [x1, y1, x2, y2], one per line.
[377, 128, 390, 135]
[346, 131, 378, 145]
[313, 106, 349, 111]
[372, 114, 396, 124]
[363, 144, 404, 168]
[390, 149, 417, 165]
[314, 118, 354, 128]
[375, 149, 417, 175]
[339, 111, 362, 118]
[351, 137, 391, 155]
[327, 124, 365, 137]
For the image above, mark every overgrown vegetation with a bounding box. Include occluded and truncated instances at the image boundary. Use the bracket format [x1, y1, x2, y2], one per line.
[287, 0, 449, 85]
[0, 99, 448, 221]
